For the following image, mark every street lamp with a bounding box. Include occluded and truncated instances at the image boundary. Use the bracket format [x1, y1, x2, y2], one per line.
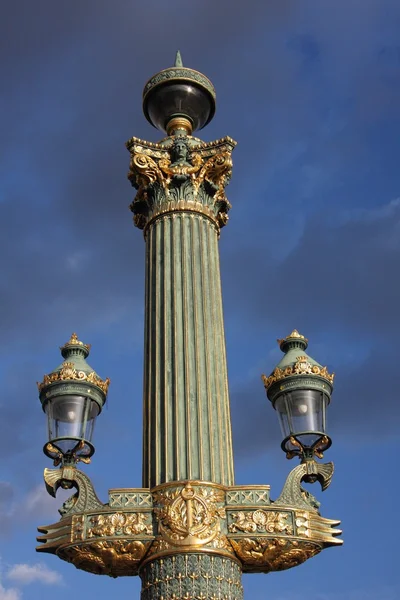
[36, 53, 342, 598]
[262, 329, 333, 462]
[38, 333, 110, 466]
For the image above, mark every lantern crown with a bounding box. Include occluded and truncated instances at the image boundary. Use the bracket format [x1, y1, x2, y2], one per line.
[37, 333, 110, 405]
[262, 330, 334, 404]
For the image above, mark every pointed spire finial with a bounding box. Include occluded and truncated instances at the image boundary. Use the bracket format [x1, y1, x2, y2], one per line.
[174, 50, 183, 68]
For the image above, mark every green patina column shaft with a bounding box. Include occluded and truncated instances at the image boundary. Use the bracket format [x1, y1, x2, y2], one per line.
[126, 53, 241, 598]
[143, 211, 234, 487]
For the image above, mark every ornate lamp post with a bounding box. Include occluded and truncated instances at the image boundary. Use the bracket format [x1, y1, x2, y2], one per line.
[36, 53, 342, 599]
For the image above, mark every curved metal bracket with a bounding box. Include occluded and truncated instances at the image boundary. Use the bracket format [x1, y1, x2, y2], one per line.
[43, 467, 104, 516]
[274, 460, 334, 513]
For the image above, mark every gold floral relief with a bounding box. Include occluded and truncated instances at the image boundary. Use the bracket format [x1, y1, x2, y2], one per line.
[228, 510, 293, 535]
[87, 512, 152, 538]
[230, 537, 321, 573]
[262, 360, 334, 389]
[38, 362, 110, 394]
[59, 540, 150, 577]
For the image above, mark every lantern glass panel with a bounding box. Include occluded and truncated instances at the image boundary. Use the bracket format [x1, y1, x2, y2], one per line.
[275, 389, 327, 447]
[45, 395, 99, 454]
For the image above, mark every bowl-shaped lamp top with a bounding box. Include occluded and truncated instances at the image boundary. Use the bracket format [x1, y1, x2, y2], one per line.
[142, 51, 216, 134]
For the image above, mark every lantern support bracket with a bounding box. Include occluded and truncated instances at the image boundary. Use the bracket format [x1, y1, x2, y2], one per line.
[275, 460, 335, 513]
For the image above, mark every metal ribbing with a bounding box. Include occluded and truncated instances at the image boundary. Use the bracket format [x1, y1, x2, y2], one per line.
[142, 212, 235, 489]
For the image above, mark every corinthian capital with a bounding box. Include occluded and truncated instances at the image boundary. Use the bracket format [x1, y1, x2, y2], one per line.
[126, 133, 236, 232]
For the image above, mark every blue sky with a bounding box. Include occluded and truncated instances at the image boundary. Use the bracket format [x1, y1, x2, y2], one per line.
[0, 1, 399, 598]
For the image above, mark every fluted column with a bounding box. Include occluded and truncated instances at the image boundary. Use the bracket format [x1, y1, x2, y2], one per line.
[127, 133, 236, 492]
[143, 211, 234, 488]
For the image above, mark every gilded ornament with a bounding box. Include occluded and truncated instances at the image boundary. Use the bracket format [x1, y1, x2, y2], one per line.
[228, 510, 293, 535]
[59, 540, 150, 577]
[153, 483, 225, 547]
[87, 512, 152, 538]
[71, 515, 85, 541]
[37, 363, 110, 394]
[230, 537, 321, 573]
[60, 333, 91, 353]
[261, 359, 334, 390]
[128, 133, 235, 232]
[295, 510, 342, 545]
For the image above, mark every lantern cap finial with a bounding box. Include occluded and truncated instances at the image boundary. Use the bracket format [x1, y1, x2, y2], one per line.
[174, 50, 183, 67]
[277, 329, 308, 352]
[60, 332, 91, 359]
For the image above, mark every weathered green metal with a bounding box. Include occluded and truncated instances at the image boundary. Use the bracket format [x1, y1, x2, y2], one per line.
[127, 127, 236, 488]
[37, 333, 109, 411]
[140, 554, 243, 600]
[263, 330, 334, 404]
[174, 50, 183, 68]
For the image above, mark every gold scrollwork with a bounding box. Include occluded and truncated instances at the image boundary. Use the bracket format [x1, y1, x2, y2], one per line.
[128, 135, 235, 232]
[87, 512, 152, 538]
[71, 515, 85, 542]
[59, 540, 150, 577]
[38, 362, 110, 394]
[262, 360, 334, 390]
[129, 153, 166, 190]
[228, 510, 293, 535]
[230, 537, 321, 572]
[153, 483, 225, 547]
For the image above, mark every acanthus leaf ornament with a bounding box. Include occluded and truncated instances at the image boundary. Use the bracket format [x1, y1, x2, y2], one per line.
[127, 134, 236, 233]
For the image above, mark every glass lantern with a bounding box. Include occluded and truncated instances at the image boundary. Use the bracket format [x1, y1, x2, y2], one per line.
[38, 333, 109, 465]
[275, 389, 331, 458]
[44, 394, 100, 459]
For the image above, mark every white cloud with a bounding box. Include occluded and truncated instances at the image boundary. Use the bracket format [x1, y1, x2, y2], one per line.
[7, 563, 62, 586]
[19, 485, 60, 522]
[0, 581, 20, 600]
[0, 484, 64, 537]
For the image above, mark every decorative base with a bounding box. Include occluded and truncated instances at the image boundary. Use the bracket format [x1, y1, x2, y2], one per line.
[140, 554, 243, 600]
[36, 468, 342, 580]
